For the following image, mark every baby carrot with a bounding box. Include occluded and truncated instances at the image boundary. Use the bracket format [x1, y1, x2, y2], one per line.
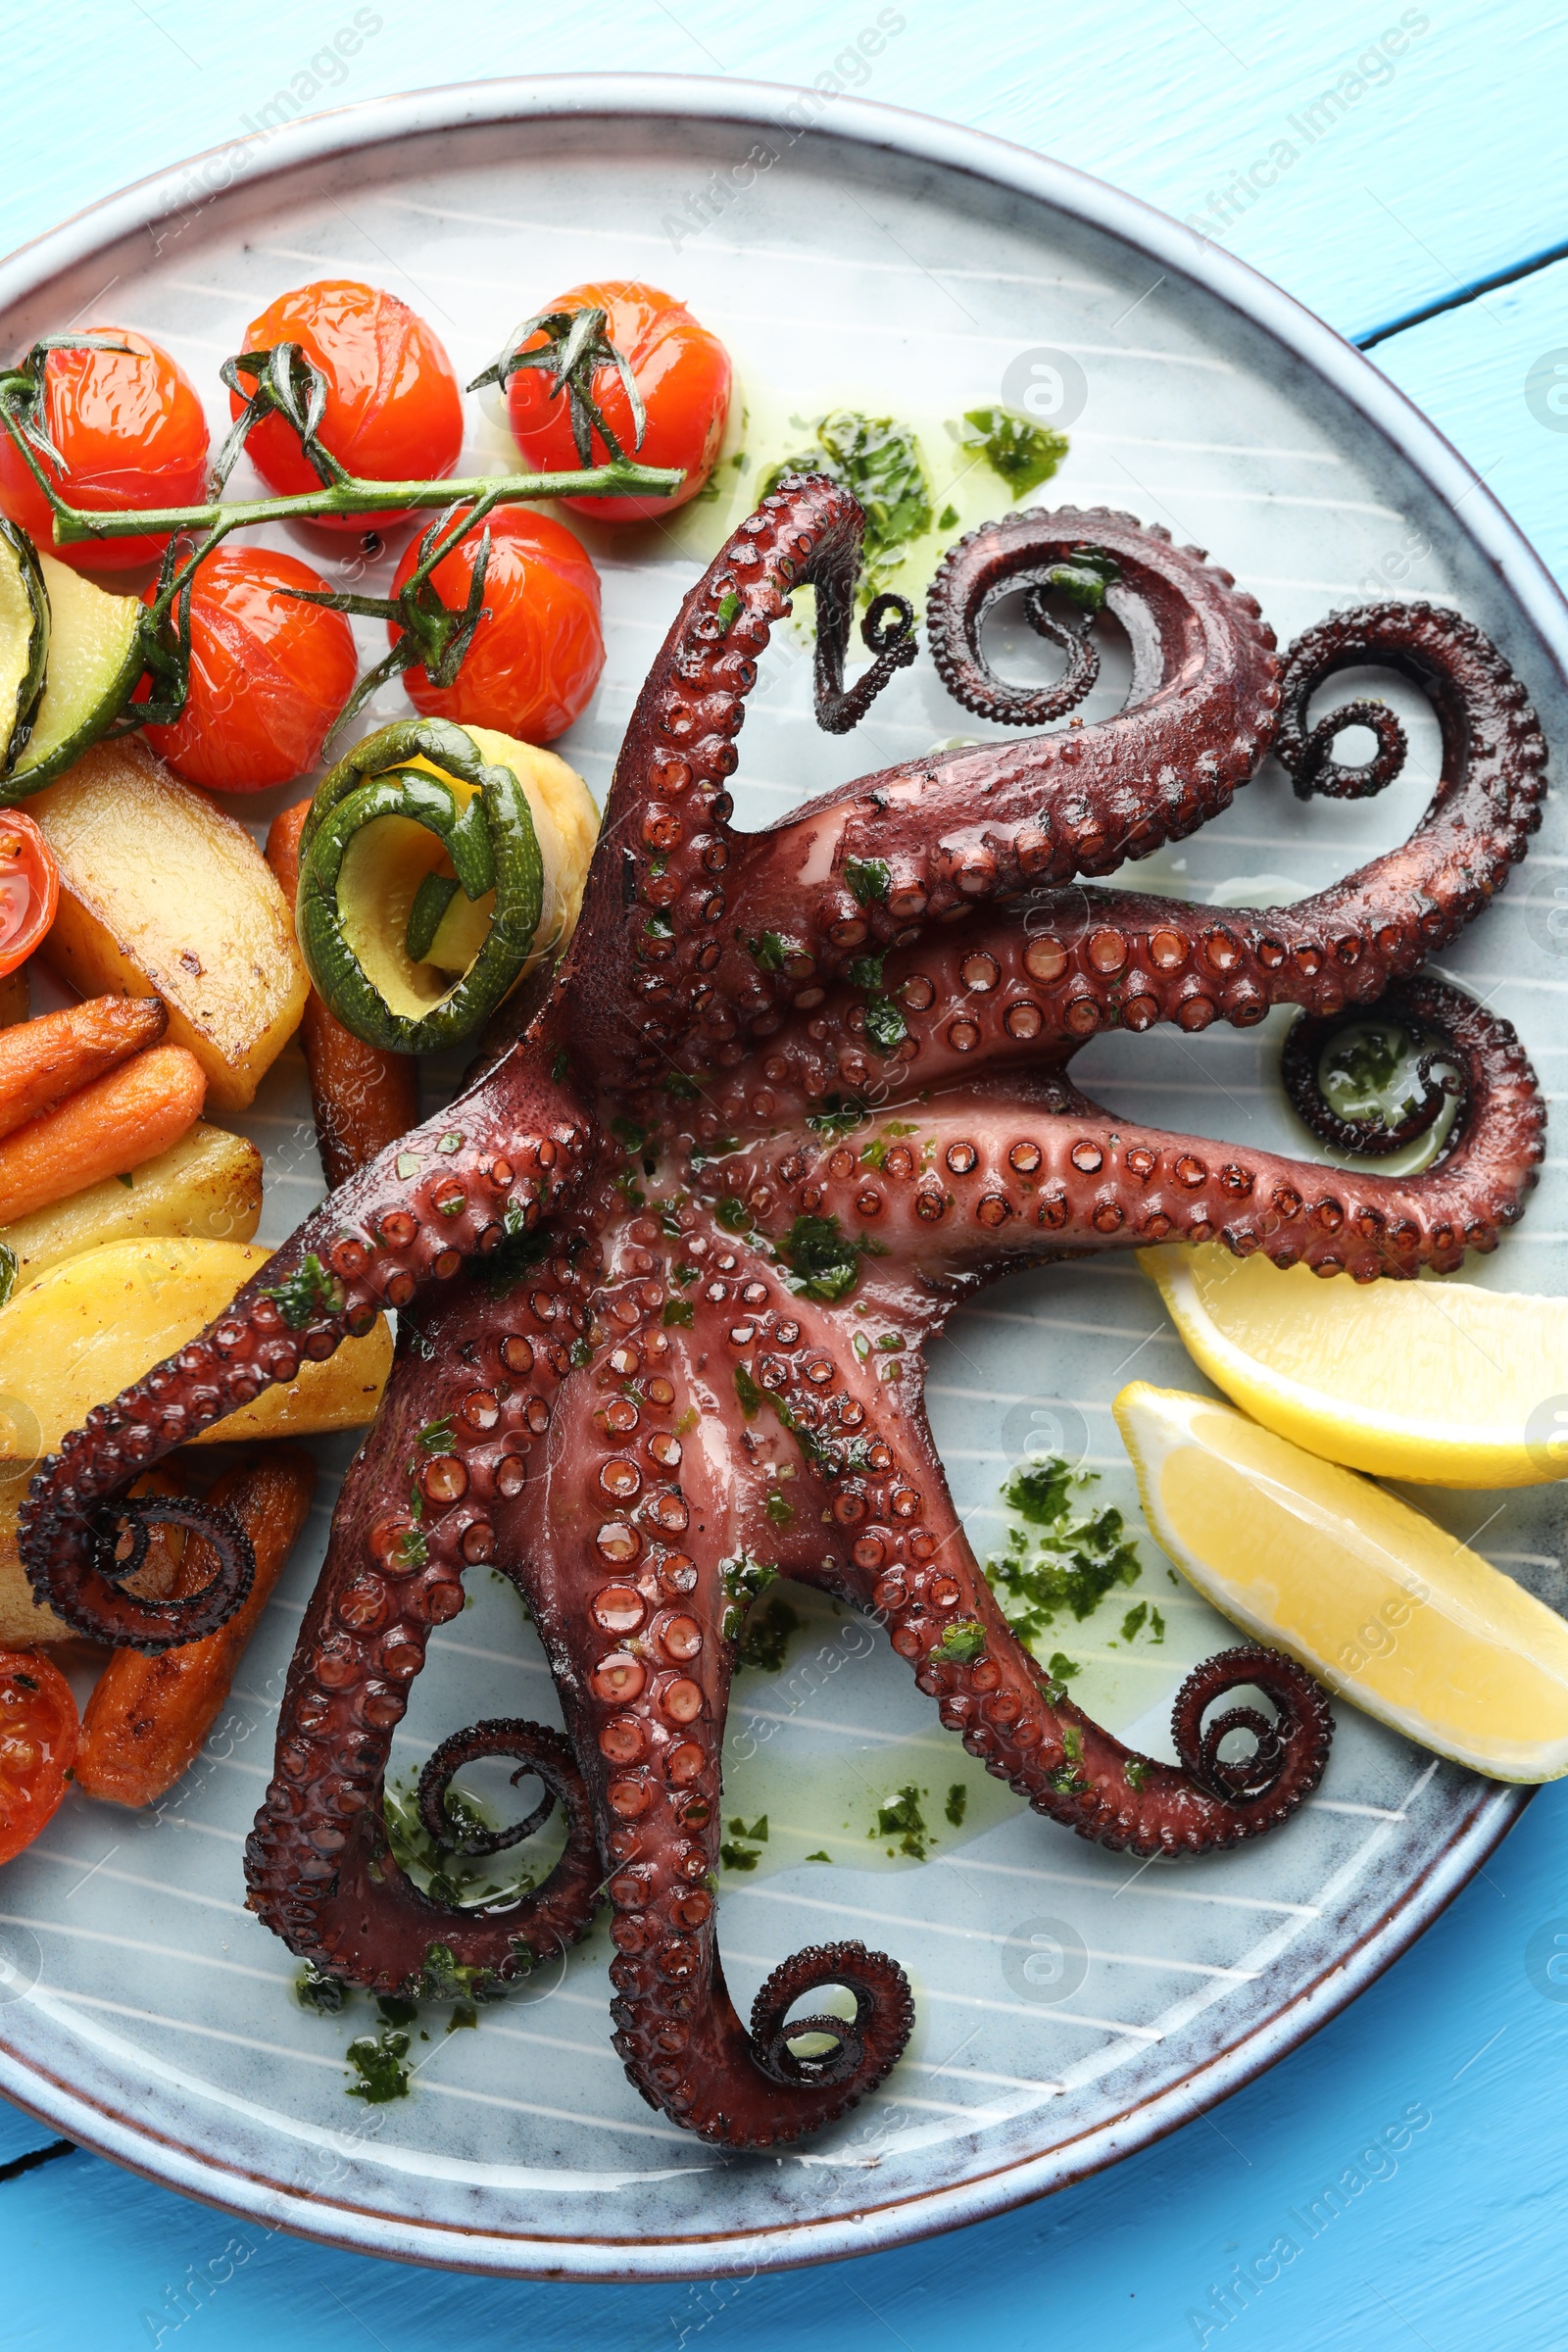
[267, 802, 418, 1186]
[74, 1447, 317, 1808]
[0, 994, 167, 1142]
[0, 1042, 205, 1224]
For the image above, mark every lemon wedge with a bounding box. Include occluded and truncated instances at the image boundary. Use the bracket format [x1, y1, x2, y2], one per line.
[1114, 1381, 1568, 1781]
[1141, 1242, 1568, 1488]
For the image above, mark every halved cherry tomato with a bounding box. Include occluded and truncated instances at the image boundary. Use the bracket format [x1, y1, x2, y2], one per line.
[136, 547, 358, 792]
[0, 811, 59, 975]
[0, 326, 209, 574]
[231, 281, 464, 532]
[393, 508, 604, 743]
[0, 1649, 77, 1866]
[505, 280, 731, 523]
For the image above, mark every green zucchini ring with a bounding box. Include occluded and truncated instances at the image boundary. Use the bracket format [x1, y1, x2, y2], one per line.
[298, 717, 597, 1054]
[0, 521, 50, 775]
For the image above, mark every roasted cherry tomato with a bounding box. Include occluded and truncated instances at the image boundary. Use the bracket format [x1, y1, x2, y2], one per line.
[0, 326, 209, 575]
[136, 547, 358, 792]
[393, 508, 604, 743]
[0, 1649, 77, 1867]
[231, 281, 464, 532]
[505, 280, 731, 523]
[0, 811, 59, 975]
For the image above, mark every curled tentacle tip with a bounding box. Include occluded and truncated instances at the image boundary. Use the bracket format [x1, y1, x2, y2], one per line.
[1170, 1644, 1334, 1811]
[750, 1939, 914, 2100]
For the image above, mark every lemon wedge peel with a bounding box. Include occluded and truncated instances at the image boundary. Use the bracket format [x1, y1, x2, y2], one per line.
[1142, 1241, 1568, 1489]
[1114, 1381, 1568, 1784]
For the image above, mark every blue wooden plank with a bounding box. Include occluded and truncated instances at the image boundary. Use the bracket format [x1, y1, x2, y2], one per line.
[0, 3, 1563, 342]
[1368, 258, 1568, 584]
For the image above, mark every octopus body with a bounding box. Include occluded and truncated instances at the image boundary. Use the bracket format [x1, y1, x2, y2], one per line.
[18, 478, 1547, 2149]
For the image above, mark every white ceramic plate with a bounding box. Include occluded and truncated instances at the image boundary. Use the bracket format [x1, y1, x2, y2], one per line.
[0, 78, 1560, 2279]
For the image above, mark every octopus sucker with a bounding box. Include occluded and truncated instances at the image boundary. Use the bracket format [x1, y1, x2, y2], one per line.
[20, 475, 1549, 2149]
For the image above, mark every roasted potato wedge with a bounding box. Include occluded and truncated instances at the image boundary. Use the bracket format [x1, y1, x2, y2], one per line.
[0, 1120, 263, 1285]
[0, 1237, 389, 1459]
[28, 740, 309, 1108]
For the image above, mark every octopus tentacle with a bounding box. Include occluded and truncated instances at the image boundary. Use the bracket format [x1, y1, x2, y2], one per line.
[758, 1372, 1330, 1856]
[22, 1062, 590, 1645]
[1274, 602, 1546, 946]
[522, 1310, 913, 2144]
[705, 979, 1542, 1283]
[243, 1284, 604, 1989]
[715, 506, 1282, 997]
[563, 472, 914, 1091]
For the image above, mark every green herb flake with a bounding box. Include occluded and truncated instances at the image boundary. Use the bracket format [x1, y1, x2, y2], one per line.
[844, 856, 891, 907]
[719, 1841, 760, 1872]
[871, 1785, 930, 1861]
[932, 1620, 986, 1665]
[806, 1849, 833, 1863]
[749, 931, 789, 972]
[938, 502, 959, 530]
[1149, 1607, 1165, 1644]
[714, 1195, 751, 1233]
[737, 1594, 800, 1672]
[714, 587, 742, 634]
[1047, 1650, 1081, 1682]
[345, 2028, 412, 2103]
[662, 1298, 695, 1328]
[806, 1099, 867, 1140]
[396, 1152, 421, 1179]
[115, 1172, 134, 1191]
[945, 1783, 968, 1827]
[1120, 1602, 1148, 1643]
[436, 1132, 464, 1154]
[766, 412, 931, 592]
[1123, 1757, 1150, 1791]
[663, 1071, 701, 1101]
[261, 1250, 344, 1332]
[984, 1455, 1145, 1649]
[296, 1960, 348, 2015]
[957, 404, 1070, 500]
[779, 1212, 863, 1303]
[764, 1492, 793, 1527]
[847, 954, 885, 991]
[861, 995, 908, 1055]
[395, 1525, 429, 1573]
[734, 1364, 761, 1419]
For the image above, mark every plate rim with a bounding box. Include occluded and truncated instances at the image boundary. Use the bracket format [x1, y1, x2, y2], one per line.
[0, 70, 1553, 2279]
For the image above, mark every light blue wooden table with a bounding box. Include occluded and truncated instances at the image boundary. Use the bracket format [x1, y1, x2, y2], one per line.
[4, 6, 1566, 2343]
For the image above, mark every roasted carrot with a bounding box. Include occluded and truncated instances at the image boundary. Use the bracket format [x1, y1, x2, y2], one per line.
[267, 802, 418, 1187]
[0, 1042, 205, 1224]
[74, 1446, 317, 1807]
[0, 994, 168, 1143]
